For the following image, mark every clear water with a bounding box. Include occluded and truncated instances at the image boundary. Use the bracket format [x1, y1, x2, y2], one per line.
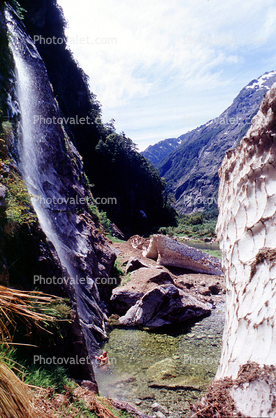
[95, 303, 225, 417]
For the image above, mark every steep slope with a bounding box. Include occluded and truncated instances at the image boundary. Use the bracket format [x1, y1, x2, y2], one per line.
[1, 4, 117, 386]
[142, 137, 182, 166]
[157, 71, 276, 214]
[18, 0, 174, 235]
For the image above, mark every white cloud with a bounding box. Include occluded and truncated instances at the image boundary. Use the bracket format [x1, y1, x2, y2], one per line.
[57, 0, 276, 150]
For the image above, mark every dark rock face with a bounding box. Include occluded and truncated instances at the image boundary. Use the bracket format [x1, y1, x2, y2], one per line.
[118, 284, 212, 328]
[155, 71, 276, 214]
[3, 5, 116, 383]
[142, 137, 182, 166]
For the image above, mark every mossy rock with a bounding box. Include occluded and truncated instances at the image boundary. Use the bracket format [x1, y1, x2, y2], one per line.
[146, 358, 178, 381]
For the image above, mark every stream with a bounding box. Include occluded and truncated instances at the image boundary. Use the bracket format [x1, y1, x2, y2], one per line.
[95, 303, 225, 418]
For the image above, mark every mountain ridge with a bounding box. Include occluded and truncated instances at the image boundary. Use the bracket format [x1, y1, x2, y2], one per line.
[148, 70, 276, 214]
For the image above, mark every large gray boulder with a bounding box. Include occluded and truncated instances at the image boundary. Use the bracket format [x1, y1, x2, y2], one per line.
[143, 234, 222, 275]
[111, 267, 173, 315]
[118, 284, 212, 328]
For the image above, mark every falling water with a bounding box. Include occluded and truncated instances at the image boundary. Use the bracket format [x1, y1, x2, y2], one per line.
[5, 6, 108, 355]
[5, 11, 74, 277]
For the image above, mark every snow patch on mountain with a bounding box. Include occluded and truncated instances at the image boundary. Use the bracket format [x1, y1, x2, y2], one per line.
[246, 71, 276, 90]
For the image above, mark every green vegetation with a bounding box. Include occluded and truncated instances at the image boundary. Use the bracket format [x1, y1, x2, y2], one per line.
[111, 257, 124, 282]
[8, 1, 26, 19]
[120, 272, 131, 286]
[106, 234, 125, 243]
[0, 345, 134, 417]
[203, 249, 221, 259]
[18, 1, 176, 236]
[0, 121, 37, 234]
[99, 210, 111, 233]
[158, 209, 218, 239]
[94, 131, 176, 235]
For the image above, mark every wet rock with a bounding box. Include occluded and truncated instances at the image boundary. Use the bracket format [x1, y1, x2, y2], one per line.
[118, 284, 212, 328]
[111, 268, 173, 315]
[0, 184, 7, 206]
[151, 402, 169, 414]
[78, 380, 98, 393]
[143, 234, 222, 275]
[109, 222, 125, 239]
[109, 398, 155, 418]
[147, 359, 178, 381]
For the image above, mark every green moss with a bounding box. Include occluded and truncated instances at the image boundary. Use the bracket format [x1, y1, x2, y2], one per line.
[105, 234, 125, 243]
[203, 249, 221, 259]
[99, 210, 111, 234]
[8, 1, 27, 20]
[0, 121, 37, 234]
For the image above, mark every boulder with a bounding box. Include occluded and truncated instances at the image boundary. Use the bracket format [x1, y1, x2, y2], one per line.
[118, 284, 212, 328]
[125, 257, 151, 273]
[110, 267, 173, 315]
[143, 234, 222, 275]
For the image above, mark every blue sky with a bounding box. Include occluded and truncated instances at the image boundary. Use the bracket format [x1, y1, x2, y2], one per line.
[57, 0, 276, 151]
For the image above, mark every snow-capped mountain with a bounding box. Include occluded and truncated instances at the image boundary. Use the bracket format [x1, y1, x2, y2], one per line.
[154, 71, 276, 214]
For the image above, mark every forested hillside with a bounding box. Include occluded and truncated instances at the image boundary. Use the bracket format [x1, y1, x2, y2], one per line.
[18, 0, 175, 235]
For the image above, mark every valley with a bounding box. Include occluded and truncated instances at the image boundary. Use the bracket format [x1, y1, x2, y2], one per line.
[0, 0, 275, 417]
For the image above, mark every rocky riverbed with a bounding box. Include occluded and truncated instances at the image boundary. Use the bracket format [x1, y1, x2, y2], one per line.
[94, 237, 226, 417]
[95, 303, 225, 418]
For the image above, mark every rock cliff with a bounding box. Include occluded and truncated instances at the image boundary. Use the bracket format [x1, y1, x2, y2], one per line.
[1, 4, 116, 383]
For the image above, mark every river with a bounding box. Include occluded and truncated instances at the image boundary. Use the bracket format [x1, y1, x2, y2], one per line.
[94, 303, 225, 418]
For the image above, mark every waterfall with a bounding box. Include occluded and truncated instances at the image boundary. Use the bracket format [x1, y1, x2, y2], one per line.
[5, 6, 112, 356]
[5, 8, 78, 282]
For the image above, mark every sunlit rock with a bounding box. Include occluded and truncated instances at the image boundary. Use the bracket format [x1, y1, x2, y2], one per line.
[118, 284, 212, 329]
[143, 234, 222, 275]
